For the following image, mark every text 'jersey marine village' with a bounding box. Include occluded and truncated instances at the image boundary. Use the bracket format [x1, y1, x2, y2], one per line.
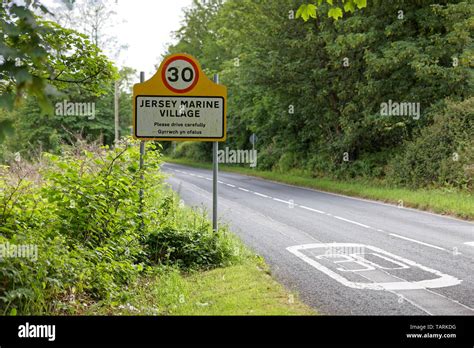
[137, 99, 221, 117]
[133, 54, 227, 142]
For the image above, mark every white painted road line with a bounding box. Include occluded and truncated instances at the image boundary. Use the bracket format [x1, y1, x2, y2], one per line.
[389, 233, 447, 251]
[273, 198, 290, 204]
[333, 216, 371, 229]
[226, 183, 236, 188]
[464, 242, 474, 246]
[254, 192, 270, 198]
[238, 187, 249, 192]
[299, 205, 326, 215]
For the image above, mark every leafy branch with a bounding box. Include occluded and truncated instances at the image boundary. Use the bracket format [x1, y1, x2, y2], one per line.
[296, 0, 368, 21]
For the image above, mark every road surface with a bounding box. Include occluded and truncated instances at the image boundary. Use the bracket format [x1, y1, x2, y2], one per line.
[162, 162, 474, 315]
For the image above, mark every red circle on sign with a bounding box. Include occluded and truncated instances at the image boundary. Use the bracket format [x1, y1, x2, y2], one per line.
[161, 55, 199, 93]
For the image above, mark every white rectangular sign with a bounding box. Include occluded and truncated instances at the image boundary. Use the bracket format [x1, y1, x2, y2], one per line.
[135, 95, 225, 140]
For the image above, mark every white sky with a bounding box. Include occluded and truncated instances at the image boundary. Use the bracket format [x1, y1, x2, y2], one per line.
[43, 0, 194, 78]
[113, 0, 193, 77]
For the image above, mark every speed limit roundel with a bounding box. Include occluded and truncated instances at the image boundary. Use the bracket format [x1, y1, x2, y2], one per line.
[161, 56, 199, 93]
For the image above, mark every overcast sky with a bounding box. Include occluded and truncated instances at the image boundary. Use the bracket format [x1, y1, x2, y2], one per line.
[44, 0, 194, 78]
[113, 0, 193, 77]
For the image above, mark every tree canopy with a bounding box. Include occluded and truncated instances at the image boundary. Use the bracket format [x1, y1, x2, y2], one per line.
[0, 0, 117, 112]
[165, 0, 473, 189]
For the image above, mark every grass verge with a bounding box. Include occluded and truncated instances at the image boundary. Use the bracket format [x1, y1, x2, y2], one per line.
[78, 256, 314, 315]
[163, 156, 474, 221]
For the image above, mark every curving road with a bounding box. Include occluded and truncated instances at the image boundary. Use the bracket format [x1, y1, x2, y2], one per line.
[162, 162, 474, 315]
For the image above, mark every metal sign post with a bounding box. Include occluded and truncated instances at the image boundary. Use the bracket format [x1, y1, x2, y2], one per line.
[249, 133, 257, 169]
[212, 74, 219, 232]
[139, 71, 145, 230]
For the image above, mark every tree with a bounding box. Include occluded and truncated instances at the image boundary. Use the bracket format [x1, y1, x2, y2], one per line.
[166, 0, 473, 188]
[0, 0, 117, 112]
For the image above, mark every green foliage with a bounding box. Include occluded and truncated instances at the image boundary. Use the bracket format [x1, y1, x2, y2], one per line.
[388, 98, 474, 189]
[0, 1, 118, 112]
[0, 66, 136, 163]
[297, 0, 367, 21]
[166, 0, 473, 190]
[147, 213, 242, 270]
[0, 139, 244, 314]
[172, 141, 211, 162]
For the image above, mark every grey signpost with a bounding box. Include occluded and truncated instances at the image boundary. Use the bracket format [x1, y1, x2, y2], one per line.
[250, 134, 257, 169]
[212, 74, 219, 232]
[139, 71, 145, 230]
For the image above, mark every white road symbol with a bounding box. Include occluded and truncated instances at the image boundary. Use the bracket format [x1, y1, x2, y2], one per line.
[287, 243, 461, 291]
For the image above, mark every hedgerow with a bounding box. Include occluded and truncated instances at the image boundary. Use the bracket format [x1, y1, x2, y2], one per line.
[0, 138, 242, 315]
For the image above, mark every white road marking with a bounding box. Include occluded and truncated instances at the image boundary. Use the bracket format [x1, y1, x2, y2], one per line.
[164, 163, 474, 225]
[464, 242, 474, 246]
[287, 243, 461, 291]
[273, 198, 291, 204]
[299, 205, 325, 215]
[253, 192, 270, 198]
[334, 216, 371, 229]
[168, 166, 461, 243]
[389, 233, 447, 251]
[218, 180, 224, 184]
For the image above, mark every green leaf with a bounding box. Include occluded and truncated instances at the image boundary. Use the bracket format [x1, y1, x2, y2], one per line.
[328, 7, 343, 20]
[296, 4, 316, 22]
[354, 0, 367, 9]
[307, 4, 317, 19]
[344, 1, 356, 13]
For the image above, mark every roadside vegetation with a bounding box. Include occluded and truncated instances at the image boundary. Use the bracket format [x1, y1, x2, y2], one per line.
[0, 140, 312, 315]
[163, 0, 473, 197]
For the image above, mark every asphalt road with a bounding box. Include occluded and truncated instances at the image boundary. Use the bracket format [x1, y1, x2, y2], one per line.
[162, 162, 474, 315]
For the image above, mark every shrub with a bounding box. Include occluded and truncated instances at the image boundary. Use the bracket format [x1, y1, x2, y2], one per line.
[145, 193, 243, 270]
[147, 225, 241, 270]
[173, 142, 210, 161]
[0, 138, 244, 314]
[0, 139, 160, 314]
[387, 98, 473, 189]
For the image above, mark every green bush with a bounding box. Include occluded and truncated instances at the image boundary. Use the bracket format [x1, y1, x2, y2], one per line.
[147, 226, 241, 270]
[0, 138, 244, 314]
[145, 192, 243, 270]
[173, 141, 210, 161]
[387, 98, 473, 189]
[0, 139, 158, 314]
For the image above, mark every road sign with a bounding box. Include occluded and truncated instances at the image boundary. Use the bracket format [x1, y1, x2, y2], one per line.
[249, 134, 258, 145]
[133, 54, 227, 141]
